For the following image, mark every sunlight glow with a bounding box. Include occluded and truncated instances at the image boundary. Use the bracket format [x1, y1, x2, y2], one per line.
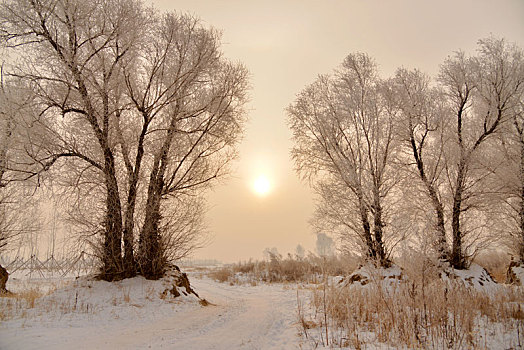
[253, 175, 271, 196]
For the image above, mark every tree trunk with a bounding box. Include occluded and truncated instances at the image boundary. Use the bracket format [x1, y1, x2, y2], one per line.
[139, 175, 164, 279]
[101, 150, 124, 281]
[519, 137, 524, 262]
[434, 201, 448, 262]
[122, 192, 136, 278]
[139, 110, 178, 279]
[451, 163, 466, 269]
[0, 263, 8, 293]
[358, 194, 375, 260]
[372, 190, 389, 267]
[121, 116, 150, 278]
[426, 181, 448, 261]
[409, 133, 449, 261]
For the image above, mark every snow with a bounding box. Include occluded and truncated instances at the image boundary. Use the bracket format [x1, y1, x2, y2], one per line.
[338, 264, 404, 291]
[441, 263, 499, 293]
[0, 272, 300, 350]
[1, 264, 522, 349]
[339, 262, 499, 293]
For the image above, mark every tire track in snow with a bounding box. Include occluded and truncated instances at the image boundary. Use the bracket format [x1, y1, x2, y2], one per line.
[160, 277, 300, 350]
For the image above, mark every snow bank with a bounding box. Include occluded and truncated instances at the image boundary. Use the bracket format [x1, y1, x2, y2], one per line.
[440, 263, 499, 293]
[338, 264, 404, 291]
[1, 267, 203, 328]
[337, 262, 499, 293]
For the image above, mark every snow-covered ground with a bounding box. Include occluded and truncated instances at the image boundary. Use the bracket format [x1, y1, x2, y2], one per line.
[0, 272, 300, 350]
[2, 264, 523, 350]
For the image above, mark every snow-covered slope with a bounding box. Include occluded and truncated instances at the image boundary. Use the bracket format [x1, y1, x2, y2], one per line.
[440, 263, 499, 292]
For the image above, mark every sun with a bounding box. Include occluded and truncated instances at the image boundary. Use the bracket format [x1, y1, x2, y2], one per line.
[253, 175, 271, 196]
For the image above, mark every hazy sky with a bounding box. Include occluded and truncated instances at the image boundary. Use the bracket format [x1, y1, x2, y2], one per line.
[150, 0, 524, 263]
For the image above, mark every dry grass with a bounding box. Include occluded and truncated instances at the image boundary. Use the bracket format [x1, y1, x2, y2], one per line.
[122, 287, 131, 303]
[208, 254, 359, 285]
[298, 257, 524, 349]
[0, 287, 46, 321]
[208, 266, 233, 283]
[474, 251, 511, 283]
[0, 281, 102, 321]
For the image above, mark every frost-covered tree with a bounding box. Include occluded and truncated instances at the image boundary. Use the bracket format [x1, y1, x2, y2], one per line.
[503, 101, 524, 261]
[393, 68, 450, 261]
[0, 69, 41, 268]
[437, 38, 524, 268]
[315, 233, 334, 257]
[394, 38, 524, 268]
[295, 244, 305, 259]
[120, 13, 248, 278]
[487, 55, 524, 262]
[1, 0, 145, 279]
[288, 53, 401, 267]
[1, 0, 248, 280]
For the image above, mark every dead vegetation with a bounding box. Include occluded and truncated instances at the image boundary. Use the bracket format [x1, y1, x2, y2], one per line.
[473, 251, 512, 283]
[208, 253, 358, 285]
[297, 254, 524, 349]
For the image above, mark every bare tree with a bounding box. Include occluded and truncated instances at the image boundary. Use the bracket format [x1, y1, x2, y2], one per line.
[393, 38, 524, 268]
[315, 233, 334, 257]
[128, 13, 248, 278]
[1, 1, 248, 280]
[1, 0, 147, 279]
[393, 68, 451, 261]
[509, 100, 524, 261]
[288, 53, 400, 267]
[490, 86, 524, 262]
[0, 65, 42, 288]
[437, 38, 524, 268]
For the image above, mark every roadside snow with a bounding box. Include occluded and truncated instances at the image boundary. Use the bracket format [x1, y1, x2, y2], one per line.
[0, 274, 300, 350]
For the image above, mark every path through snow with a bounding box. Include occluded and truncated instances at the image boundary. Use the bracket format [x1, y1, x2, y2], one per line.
[0, 276, 301, 350]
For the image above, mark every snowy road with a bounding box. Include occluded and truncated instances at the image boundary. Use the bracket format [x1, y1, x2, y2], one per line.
[164, 278, 300, 350]
[0, 276, 301, 350]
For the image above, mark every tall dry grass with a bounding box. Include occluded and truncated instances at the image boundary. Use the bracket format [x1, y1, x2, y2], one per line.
[473, 251, 512, 283]
[298, 256, 524, 349]
[208, 253, 359, 285]
[0, 288, 45, 321]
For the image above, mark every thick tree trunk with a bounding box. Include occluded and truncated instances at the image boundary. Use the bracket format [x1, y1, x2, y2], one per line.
[372, 190, 389, 267]
[451, 163, 466, 269]
[121, 116, 149, 278]
[101, 150, 124, 281]
[426, 182, 448, 261]
[139, 175, 164, 279]
[519, 137, 524, 262]
[0, 263, 8, 293]
[358, 194, 375, 260]
[139, 111, 179, 279]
